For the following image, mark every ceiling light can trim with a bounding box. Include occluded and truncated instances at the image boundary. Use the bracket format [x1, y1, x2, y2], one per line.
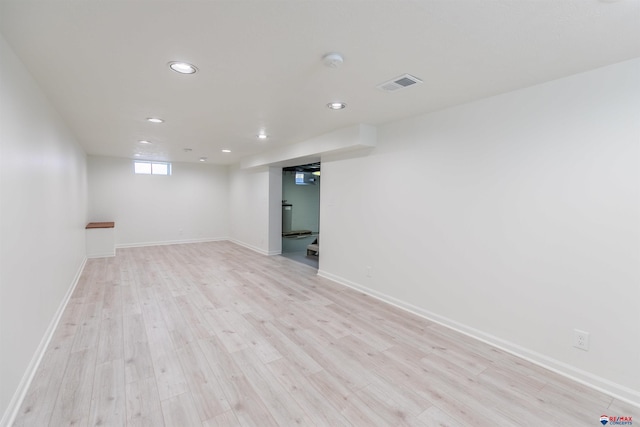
[327, 102, 346, 110]
[146, 117, 164, 123]
[168, 61, 198, 74]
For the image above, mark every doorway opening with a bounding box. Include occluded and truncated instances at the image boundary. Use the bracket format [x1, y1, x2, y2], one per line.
[280, 162, 320, 269]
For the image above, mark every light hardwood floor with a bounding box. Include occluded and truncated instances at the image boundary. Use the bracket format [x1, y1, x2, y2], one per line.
[13, 242, 638, 426]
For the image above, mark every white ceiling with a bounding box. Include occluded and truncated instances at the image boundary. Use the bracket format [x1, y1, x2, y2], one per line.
[1, 0, 639, 165]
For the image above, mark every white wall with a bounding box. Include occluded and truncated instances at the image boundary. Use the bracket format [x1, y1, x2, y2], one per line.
[87, 156, 229, 247]
[319, 59, 640, 403]
[0, 35, 88, 423]
[268, 167, 283, 255]
[282, 171, 321, 232]
[228, 165, 273, 254]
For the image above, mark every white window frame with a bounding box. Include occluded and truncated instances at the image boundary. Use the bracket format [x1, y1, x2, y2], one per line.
[134, 160, 172, 176]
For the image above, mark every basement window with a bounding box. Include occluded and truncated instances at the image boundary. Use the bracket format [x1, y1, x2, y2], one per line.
[134, 161, 171, 175]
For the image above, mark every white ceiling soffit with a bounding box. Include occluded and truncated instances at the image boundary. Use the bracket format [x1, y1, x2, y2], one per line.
[241, 124, 376, 170]
[0, 0, 638, 164]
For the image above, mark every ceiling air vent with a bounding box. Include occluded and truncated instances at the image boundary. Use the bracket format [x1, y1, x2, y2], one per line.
[377, 74, 423, 92]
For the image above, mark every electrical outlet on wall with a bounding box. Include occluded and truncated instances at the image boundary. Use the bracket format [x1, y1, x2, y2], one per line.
[365, 266, 372, 278]
[573, 329, 590, 351]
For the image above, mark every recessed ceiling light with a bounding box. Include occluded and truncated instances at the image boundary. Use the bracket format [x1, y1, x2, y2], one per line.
[138, 140, 152, 144]
[169, 61, 197, 74]
[146, 118, 164, 123]
[199, 157, 207, 162]
[183, 148, 192, 152]
[257, 133, 268, 140]
[221, 149, 231, 153]
[134, 153, 142, 157]
[327, 102, 346, 110]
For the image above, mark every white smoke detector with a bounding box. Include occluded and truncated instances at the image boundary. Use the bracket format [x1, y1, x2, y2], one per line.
[323, 53, 344, 68]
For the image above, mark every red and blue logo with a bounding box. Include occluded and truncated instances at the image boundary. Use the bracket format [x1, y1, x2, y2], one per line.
[601, 415, 633, 425]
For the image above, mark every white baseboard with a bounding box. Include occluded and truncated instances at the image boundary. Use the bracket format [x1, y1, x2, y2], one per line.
[117, 238, 280, 257]
[87, 251, 115, 258]
[317, 269, 640, 408]
[1, 257, 87, 427]
[228, 239, 270, 256]
[116, 237, 227, 250]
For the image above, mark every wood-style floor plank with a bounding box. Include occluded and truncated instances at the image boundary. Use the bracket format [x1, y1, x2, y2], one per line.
[417, 405, 467, 427]
[12, 241, 635, 426]
[125, 377, 165, 427]
[231, 349, 312, 425]
[176, 342, 230, 421]
[96, 309, 124, 364]
[123, 313, 155, 384]
[160, 392, 201, 427]
[139, 289, 189, 401]
[197, 336, 279, 426]
[89, 358, 126, 426]
[202, 410, 240, 427]
[265, 358, 352, 426]
[47, 348, 97, 426]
